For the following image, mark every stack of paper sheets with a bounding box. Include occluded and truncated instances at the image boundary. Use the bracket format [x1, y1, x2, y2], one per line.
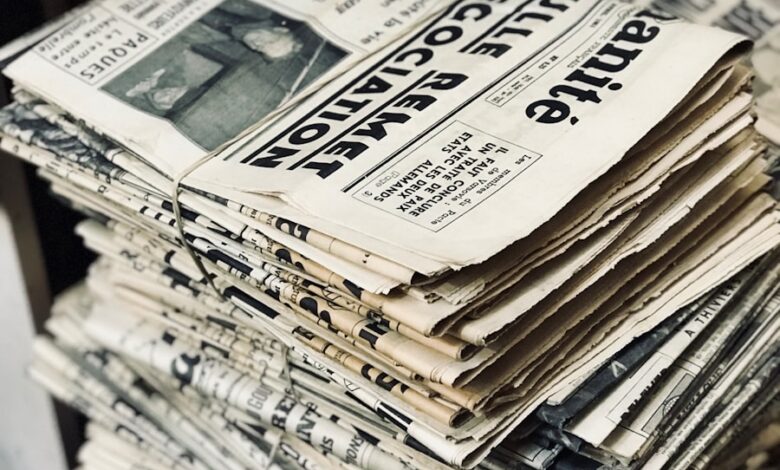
[482, 253, 780, 469]
[1, 0, 779, 468]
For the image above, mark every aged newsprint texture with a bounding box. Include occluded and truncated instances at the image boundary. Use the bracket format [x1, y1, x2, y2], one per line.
[649, 0, 780, 144]
[1, 1, 779, 469]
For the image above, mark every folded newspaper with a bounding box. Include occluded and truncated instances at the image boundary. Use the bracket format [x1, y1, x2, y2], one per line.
[2, 0, 779, 468]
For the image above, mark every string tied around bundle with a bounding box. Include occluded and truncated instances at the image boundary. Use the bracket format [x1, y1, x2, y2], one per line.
[171, 155, 224, 300]
[170, 155, 298, 470]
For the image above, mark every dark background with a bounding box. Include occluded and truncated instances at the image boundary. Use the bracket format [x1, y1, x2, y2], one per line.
[0, 0, 92, 296]
[0, 0, 91, 467]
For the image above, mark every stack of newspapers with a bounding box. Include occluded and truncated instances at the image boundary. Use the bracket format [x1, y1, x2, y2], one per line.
[1, 0, 779, 468]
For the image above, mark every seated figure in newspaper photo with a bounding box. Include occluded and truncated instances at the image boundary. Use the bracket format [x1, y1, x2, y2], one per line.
[102, 0, 347, 150]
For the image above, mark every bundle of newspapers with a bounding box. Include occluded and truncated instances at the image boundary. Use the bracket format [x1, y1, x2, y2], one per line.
[1, 0, 779, 468]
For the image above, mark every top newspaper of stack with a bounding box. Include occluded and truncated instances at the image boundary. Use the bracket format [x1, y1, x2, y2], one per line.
[3, 0, 751, 271]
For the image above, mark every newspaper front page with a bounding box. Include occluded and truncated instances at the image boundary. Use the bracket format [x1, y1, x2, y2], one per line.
[194, 1, 751, 268]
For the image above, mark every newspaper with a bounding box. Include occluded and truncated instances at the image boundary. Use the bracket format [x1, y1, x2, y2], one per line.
[80, 156, 772, 398]
[677, 356, 779, 470]
[564, 268, 751, 446]
[40, 286, 347, 470]
[534, 296, 705, 428]
[705, 396, 780, 470]
[641, 286, 780, 470]
[449, 158, 777, 400]
[77, 253, 458, 466]
[449, 84, 759, 345]
[550, 449, 607, 470]
[65, 196, 532, 464]
[690, 377, 780, 469]
[81, 302, 410, 470]
[649, 0, 780, 144]
[79, 422, 190, 470]
[46, 299, 271, 470]
[197, 3, 747, 268]
[485, 434, 563, 470]
[405, 61, 755, 306]
[0, 2, 96, 68]
[74, 236, 478, 451]
[29, 351, 210, 470]
[2, 84, 429, 295]
[599, 253, 780, 464]
[513, 340, 779, 470]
